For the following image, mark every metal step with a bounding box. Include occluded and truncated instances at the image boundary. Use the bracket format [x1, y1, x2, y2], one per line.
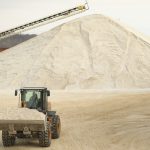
[0, 3, 89, 40]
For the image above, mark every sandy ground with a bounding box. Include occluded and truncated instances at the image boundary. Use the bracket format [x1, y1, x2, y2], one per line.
[0, 90, 150, 150]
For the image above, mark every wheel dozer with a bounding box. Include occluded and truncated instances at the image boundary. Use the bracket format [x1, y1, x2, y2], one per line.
[0, 87, 61, 147]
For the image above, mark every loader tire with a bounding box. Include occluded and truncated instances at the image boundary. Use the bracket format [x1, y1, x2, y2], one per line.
[52, 115, 61, 139]
[2, 130, 15, 147]
[39, 123, 51, 147]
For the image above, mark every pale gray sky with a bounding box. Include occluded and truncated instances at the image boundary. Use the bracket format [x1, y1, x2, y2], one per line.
[0, 0, 150, 36]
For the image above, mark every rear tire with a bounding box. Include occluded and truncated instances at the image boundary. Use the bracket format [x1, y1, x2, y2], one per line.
[39, 122, 51, 147]
[2, 130, 15, 147]
[52, 115, 61, 139]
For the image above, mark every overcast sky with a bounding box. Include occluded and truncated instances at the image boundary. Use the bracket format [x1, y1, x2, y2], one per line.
[0, 0, 150, 36]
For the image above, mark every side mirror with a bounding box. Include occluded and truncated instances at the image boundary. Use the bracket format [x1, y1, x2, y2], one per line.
[47, 90, 50, 96]
[15, 90, 18, 96]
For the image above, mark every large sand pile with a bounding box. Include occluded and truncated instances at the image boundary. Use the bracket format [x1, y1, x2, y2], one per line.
[0, 14, 150, 89]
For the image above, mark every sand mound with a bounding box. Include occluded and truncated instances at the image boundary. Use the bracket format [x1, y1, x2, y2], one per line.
[0, 14, 150, 89]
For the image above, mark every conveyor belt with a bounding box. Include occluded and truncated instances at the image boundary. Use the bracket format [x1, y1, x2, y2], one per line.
[0, 3, 89, 40]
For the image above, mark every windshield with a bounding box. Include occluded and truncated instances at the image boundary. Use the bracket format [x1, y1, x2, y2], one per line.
[21, 90, 42, 109]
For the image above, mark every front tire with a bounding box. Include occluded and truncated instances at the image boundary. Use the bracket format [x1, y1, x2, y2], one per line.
[2, 130, 15, 147]
[52, 115, 61, 139]
[39, 123, 51, 147]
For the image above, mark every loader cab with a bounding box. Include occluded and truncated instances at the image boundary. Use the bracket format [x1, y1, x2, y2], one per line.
[15, 87, 50, 113]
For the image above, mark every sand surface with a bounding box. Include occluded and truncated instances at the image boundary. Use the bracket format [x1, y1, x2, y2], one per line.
[0, 14, 150, 89]
[0, 13, 150, 150]
[0, 90, 150, 150]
